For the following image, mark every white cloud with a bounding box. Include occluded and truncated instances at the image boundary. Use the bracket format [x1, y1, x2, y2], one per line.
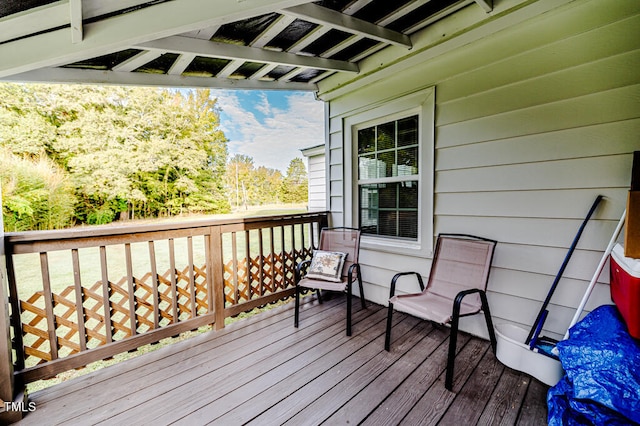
[214, 90, 324, 172]
[254, 92, 271, 116]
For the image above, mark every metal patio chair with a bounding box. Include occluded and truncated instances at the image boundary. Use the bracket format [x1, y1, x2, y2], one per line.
[384, 233, 498, 391]
[294, 227, 365, 336]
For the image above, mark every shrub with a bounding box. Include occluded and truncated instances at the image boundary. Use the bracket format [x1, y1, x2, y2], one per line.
[1, 152, 76, 231]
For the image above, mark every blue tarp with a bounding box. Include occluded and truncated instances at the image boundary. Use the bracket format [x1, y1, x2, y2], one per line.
[548, 305, 640, 425]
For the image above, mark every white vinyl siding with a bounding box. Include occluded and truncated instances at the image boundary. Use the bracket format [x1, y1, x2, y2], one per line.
[301, 145, 327, 212]
[320, 0, 640, 340]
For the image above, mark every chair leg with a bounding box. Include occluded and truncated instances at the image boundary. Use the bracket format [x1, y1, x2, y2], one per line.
[446, 302, 462, 391]
[480, 291, 497, 352]
[384, 303, 394, 351]
[357, 268, 366, 309]
[346, 281, 352, 336]
[294, 285, 300, 328]
[316, 289, 323, 304]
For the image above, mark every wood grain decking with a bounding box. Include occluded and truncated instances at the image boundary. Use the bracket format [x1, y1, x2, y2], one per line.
[17, 295, 549, 425]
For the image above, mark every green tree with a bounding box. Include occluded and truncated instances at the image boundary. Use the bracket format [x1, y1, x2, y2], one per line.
[280, 158, 308, 204]
[54, 86, 230, 219]
[224, 155, 286, 207]
[0, 83, 231, 227]
[226, 154, 255, 208]
[0, 84, 58, 158]
[254, 166, 283, 205]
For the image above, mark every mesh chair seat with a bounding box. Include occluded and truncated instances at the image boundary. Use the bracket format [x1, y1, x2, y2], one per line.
[297, 277, 348, 293]
[390, 292, 480, 324]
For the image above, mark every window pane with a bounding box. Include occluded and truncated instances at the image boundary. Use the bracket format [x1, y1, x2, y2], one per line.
[358, 155, 376, 179]
[378, 151, 395, 178]
[359, 185, 378, 235]
[359, 185, 378, 209]
[378, 211, 397, 237]
[398, 211, 418, 239]
[378, 184, 397, 209]
[358, 127, 375, 154]
[360, 209, 377, 235]
[398, 116, 418, 147]
[399, 182, 418, 209]
[397, 147, 418, 175]
[359, 182, 419, 240]
[377, 122, 395, 151]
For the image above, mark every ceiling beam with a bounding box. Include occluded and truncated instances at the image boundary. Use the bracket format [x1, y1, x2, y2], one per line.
[404, 0, 473, 34]
[216, 60, 245, 79]
[378, 0, 433, 26]
[0, 0, 317, 79]
[280, 3, 412, 49]
[251, 15, 297, 48]
[170, 25, 222, 76]
[288, 26, 332, 54]
[112, 50, 164, 72]
[179, 25, 221, 40]
[0, 67, 317, 91]
[0, 1, 69, 44]
[135, 36, 359, 73]
[342, 0, 375, 15]
[69, 0, 84, 43]
[309, 70, 333, 84]
[323, 0, 430, 60]
[475, 0, 494, 13]
[168, 54, 196, 76]
[278, 68, 304, 82]
[249, 64, 279, 80]
[0, 0, 154, 44]
[320, 34, 363, 59]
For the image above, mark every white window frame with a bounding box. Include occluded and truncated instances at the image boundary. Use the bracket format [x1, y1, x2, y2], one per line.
[343, 87, 435, 257]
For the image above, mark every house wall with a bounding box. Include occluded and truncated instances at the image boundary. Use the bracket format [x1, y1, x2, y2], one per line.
[301, 145, 327, 212]
[319, 0, 640, 339]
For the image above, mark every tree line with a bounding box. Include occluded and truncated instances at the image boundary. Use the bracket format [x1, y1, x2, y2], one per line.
[0, 84, 308, 232]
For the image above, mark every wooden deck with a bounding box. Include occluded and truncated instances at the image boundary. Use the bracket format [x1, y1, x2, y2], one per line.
[17, 295, 549, 425]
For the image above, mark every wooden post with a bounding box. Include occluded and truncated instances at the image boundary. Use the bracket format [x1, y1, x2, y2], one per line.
[0, 191, 26, 423]
[210, 226, 226, 331]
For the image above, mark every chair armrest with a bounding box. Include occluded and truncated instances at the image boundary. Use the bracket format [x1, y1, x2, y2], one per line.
[347, 262, 360, 283]
[453, 288, 482, 303]
[295, 259, 312, 284]
[389, 272, 425, 299]
[452, 288, 485, 315]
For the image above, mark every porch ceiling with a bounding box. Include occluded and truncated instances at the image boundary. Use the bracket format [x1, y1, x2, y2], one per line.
[0, 0, 492, 91]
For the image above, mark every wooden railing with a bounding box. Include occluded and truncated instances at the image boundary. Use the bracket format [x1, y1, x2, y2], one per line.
[3, 212, 328, 385]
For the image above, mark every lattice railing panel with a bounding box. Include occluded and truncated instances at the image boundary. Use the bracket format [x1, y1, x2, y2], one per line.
[18, 249, 304, 365]
[18, 263, 215, 366]
[194, 265, 209, 315]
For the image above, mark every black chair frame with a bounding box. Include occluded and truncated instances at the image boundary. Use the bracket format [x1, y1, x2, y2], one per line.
[384, 233, 498, 391]
[294, 227, 366, 336]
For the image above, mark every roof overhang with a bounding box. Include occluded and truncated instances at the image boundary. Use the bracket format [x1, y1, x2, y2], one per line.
[0, 0, 496, 91]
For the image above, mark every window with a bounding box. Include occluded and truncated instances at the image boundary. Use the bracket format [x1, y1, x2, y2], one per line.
[357, 115, 419, 240]
[343, 87, 434, 256]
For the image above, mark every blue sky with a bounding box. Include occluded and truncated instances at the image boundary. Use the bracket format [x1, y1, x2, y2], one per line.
[212, 90, 324, 173]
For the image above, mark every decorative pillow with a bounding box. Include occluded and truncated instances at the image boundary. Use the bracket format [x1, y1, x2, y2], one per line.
[305, 250, 348, 282]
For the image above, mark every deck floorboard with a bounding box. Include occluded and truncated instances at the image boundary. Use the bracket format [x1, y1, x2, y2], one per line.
[18, 295, 549, 425]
